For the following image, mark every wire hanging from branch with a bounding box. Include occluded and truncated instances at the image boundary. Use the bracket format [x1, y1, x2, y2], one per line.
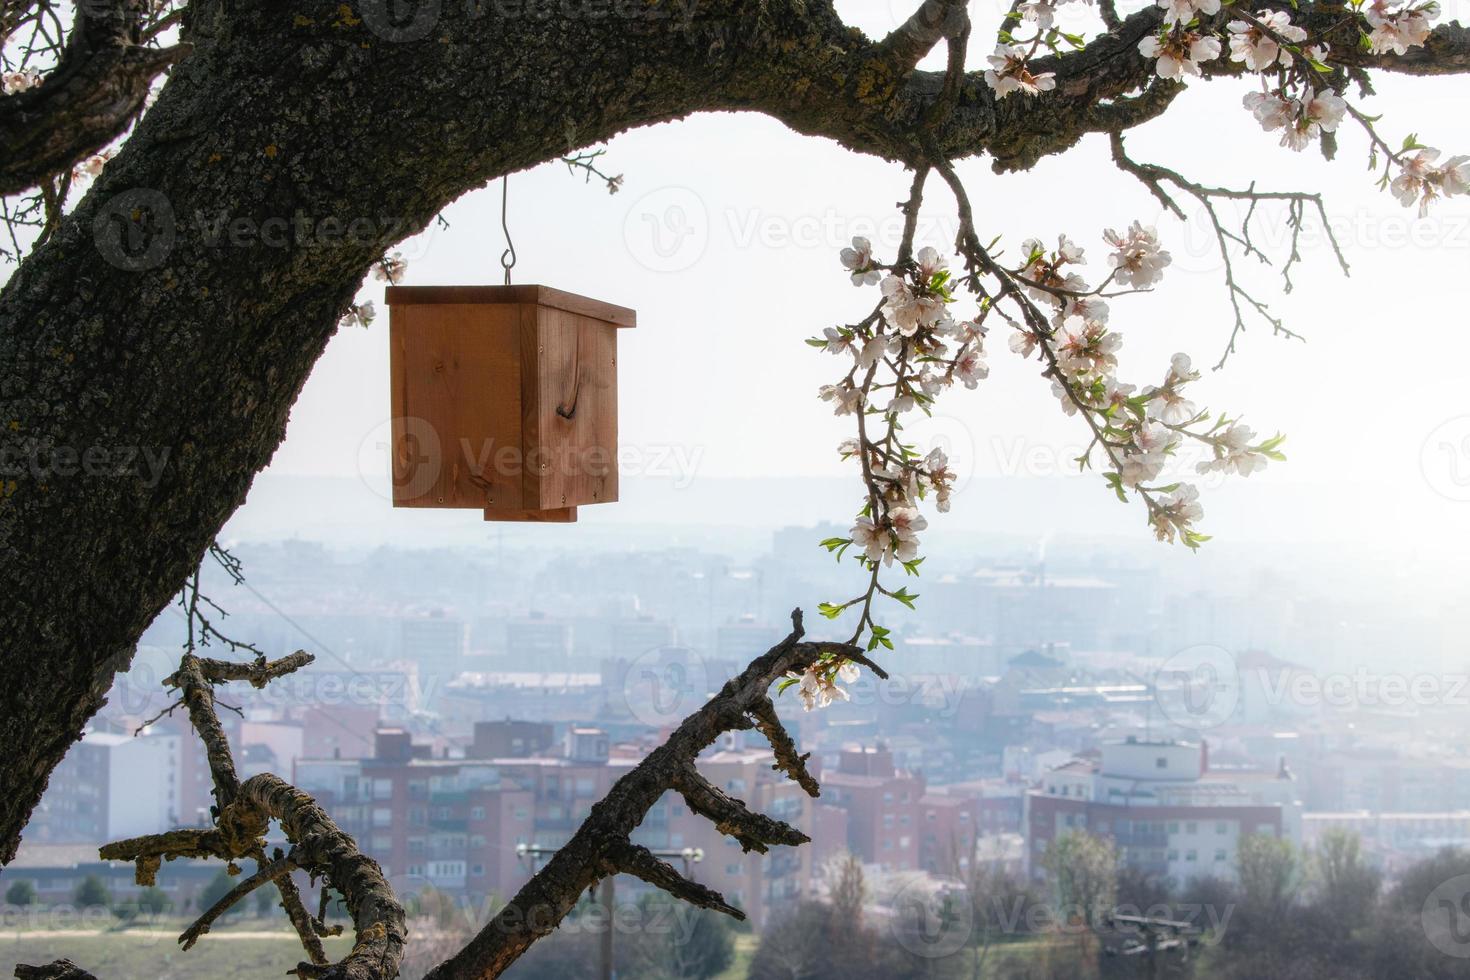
[499, 175, 516, 285]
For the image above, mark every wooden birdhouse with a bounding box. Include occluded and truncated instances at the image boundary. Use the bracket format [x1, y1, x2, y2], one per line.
[385, 285, 635, 523]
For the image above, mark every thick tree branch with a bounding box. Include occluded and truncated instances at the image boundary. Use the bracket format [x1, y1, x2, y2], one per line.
[13, 962, 98, 980]
[0, 0, 188, 195]
[423, 610, 860, 980]
[80, 648, 400, 980]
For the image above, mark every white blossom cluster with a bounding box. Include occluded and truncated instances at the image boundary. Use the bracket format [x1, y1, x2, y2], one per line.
[337, 251, 409, 329]
[1002, 226, 1282, 546]
[784, 661, 860, 711]
[797, 224, 1282, 709]
[1364, 0, 1437, 54]
[1, 69, 41, 95]
[1390, 147, 1470, 216]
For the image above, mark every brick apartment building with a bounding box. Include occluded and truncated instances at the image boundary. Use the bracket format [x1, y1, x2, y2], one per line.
[294, 723, 832, 927]
[824, 744, 925, 873]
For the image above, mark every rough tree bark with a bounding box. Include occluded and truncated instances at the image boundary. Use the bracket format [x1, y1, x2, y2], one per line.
[0, 0, 1467, 885]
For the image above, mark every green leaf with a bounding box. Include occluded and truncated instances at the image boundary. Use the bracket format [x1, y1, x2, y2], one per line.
[818, 602, 847, 620]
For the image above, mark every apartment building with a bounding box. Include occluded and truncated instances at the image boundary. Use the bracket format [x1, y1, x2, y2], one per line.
[1025, 737, 1300, 888]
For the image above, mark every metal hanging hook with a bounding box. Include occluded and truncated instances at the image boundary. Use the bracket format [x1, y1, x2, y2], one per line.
[499, 175, 516, 285]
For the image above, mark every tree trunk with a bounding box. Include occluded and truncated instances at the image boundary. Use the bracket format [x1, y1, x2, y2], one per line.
[0, 0, 765, 862]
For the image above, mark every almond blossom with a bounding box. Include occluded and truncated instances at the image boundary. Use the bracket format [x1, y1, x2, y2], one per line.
[850, 516, 890, 564]
[1227, 12, 1307, 71]
[1364, 0, 1436, 55]
[785, 661, 861, 711]
[1103, 222, 1172, 289]
[1139, 30, 1222, 79]
[820, 383, 864, 415]
[1020, 0, 1057, 29]
[1, 70, 40, 95]
[1391, 148, 1470, 216]
[822, 326, 853, 355]
[1156, 0, 1221, 26]
[339, 301, 376, 329]
[880, 275, 945, 336]
[1009, 327, 1040, 358]
[1144, 353, 1200, 424]
[984, 45, 1057, 99]
[955, 347, 989, 389]
[1120, 421, 1178, 487]
[1151, 484, 1206, 544]
[1197, 423, 1270, 476]
[1054, 315, 1121, 383]
[840, 236, 882, 286]
[1020, 236, 1088, 300]
[374, 251, 407, 283]
[1243, 90, 1294, 133]
[888, 507, 927, 563]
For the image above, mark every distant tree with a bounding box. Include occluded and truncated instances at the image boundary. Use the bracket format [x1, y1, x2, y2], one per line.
[198, 870, 243, 918]
[827, 851, 868, 928]
[256, 886, 276, 917]
[6, 878, 36, 907]
[624, 894, 735, 980]
[956, 855, 1045, 980]
[73, 875, 110, 910]
[1235, 834, 1299, 933]
[1113, 866, 1174, 916]
[1308, 829, 1380, 940]
[749, 901, 890, 980]
[1365, 847, 1470, 980]
[136, 886, 170, 915]
[1040, 832, 1118, 929]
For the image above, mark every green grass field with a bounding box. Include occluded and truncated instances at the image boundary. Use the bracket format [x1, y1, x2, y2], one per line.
[2, 923, 355, 979]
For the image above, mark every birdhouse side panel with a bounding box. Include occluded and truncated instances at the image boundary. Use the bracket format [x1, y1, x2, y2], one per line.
[389, 302, 524, 509]
[522, 307, 618, 510]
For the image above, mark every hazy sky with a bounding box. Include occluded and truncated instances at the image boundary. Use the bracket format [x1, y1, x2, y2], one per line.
[241, 2, 1470, 555]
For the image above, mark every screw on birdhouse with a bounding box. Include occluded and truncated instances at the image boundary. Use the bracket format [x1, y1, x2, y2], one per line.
[561, 494, 566, 506]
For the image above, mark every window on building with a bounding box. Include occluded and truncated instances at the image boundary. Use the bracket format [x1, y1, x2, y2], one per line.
[470, 806, 486, 820]
[1156, 757, 1168, 769]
